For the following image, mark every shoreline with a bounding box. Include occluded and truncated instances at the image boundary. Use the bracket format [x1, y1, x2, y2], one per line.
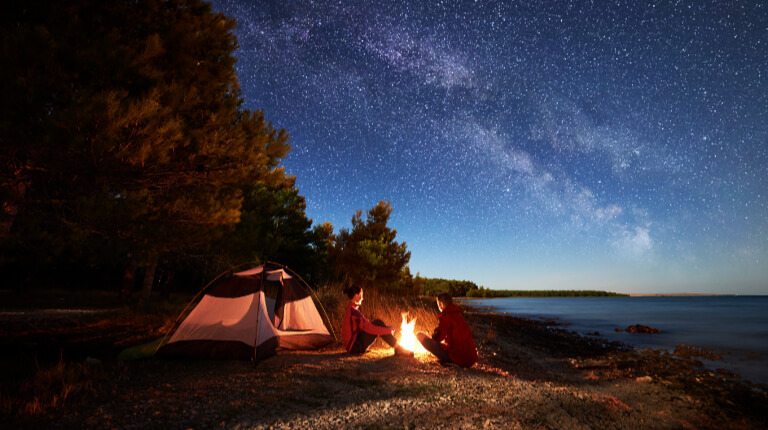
[460, 298, 768, 388]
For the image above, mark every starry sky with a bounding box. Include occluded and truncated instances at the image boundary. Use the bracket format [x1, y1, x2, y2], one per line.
[209, 0, 767, 295]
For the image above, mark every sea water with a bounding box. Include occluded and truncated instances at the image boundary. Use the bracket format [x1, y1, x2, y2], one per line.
[466, 296, 768, 386]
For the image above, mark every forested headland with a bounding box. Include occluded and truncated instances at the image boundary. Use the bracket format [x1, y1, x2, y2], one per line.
[465, 289, 628, 298]
[419, 278, 626, 298]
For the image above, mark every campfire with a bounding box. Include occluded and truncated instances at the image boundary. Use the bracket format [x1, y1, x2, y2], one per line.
[398, 313, 427, 354]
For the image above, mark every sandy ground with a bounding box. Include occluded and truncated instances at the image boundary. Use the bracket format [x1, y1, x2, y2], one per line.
[2, 304, 767, 429]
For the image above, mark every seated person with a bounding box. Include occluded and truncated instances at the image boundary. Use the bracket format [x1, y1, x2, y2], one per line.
[342, 285, 413, 357]
[417, 292, 478, 367]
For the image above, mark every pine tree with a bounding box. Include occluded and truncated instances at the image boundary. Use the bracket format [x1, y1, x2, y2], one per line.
[332, 201, 411, 292]
[0, 0, 291, 298]
[214, 180, 315, 271]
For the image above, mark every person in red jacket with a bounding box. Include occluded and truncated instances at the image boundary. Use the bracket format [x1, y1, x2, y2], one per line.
[416, 292, 478, 367]
[342, 285, 413, 356]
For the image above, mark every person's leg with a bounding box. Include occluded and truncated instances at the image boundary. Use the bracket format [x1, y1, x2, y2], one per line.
[349, 331, 378, 354]
[371, 319, 397, 348]
[416, 332, 451, 362]
[350, 319, 394, 354]
[371, 319, 412, 356]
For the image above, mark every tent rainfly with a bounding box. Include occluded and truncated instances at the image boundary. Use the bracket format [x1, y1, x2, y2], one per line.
[156, 263, 334, 361]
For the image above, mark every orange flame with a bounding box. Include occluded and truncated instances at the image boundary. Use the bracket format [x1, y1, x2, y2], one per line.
[399, 313, 427, 354]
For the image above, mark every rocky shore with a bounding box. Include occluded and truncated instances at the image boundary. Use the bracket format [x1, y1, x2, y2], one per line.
[3, 305, 767, 429]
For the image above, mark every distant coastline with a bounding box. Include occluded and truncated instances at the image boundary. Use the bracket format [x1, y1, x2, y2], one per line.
[628, 293, 737, 297]
[461, 292, 738, 300]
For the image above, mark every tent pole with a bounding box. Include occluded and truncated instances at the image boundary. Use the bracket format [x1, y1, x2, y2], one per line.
[253, 260, 267, 363]
[266, 260, 339, 343]
[153, 260, 260, 355]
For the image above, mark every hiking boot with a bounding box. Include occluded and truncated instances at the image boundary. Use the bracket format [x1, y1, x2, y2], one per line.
[394, 345, 414, 357]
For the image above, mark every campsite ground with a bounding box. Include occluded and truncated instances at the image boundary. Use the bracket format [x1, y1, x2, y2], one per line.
[1, 290, 767, 429]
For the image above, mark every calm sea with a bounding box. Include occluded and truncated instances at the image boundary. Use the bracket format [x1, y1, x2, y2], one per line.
[466, 295, 768, 386]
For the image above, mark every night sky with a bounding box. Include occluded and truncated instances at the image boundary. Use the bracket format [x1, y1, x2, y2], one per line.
[209, 0, 767, 294]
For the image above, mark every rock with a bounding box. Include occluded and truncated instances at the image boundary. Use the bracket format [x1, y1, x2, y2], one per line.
[626, 324, 661, 334]
[672, 344, 722, 360]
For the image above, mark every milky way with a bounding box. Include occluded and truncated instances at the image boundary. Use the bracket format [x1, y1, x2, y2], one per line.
[210, 0, 767, 294]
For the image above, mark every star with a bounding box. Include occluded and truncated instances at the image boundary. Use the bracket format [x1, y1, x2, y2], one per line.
[210, 0, 768, 294]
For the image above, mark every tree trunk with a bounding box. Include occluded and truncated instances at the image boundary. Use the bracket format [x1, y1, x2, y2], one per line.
[159, 269, 174, 299]
[121, 255, 137, 302]
[139, 252, 159, 306]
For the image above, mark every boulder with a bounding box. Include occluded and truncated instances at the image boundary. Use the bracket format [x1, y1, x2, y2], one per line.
[626, 324, 661, 334]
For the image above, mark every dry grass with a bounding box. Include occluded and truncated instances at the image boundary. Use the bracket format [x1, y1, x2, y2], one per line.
[360, 289, 439, 336]
[1, 354, 107, 417]
[314, 284, 440, 344]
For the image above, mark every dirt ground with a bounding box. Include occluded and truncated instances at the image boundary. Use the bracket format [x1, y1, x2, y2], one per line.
[1, 293, 767, 429]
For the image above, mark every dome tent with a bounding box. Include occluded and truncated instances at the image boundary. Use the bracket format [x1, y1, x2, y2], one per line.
[155, 262, 335, 361]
